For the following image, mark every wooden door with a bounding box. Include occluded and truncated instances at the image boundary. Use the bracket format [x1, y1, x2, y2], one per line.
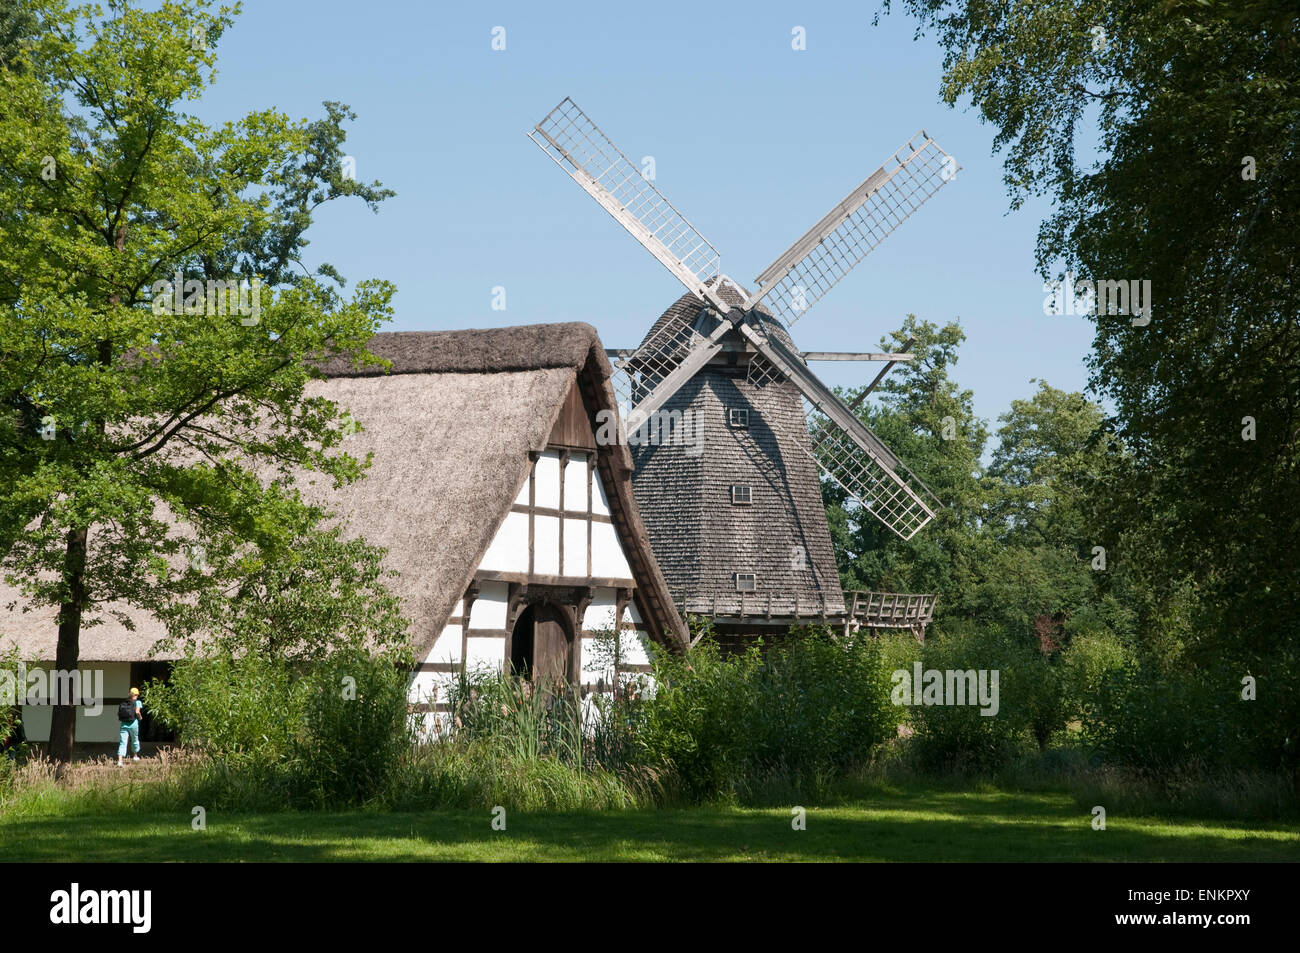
[532, 602, 572, 687]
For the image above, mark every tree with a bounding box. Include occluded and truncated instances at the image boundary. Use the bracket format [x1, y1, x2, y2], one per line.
[826, 316, 993, 614]
[986, 381, 1113, 552]
[884, 0, 1299, 779]
[0, 0, 403, 762]
[0, 4, 39, 71]
[976, 383, 1133, 648]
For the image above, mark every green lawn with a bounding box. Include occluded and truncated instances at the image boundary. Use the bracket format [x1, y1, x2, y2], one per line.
[6, 787, 1298, 861]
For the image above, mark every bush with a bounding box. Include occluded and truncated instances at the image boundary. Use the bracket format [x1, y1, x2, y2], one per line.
[1081, 659, 1264, 778]
[434, 625, 903, 805]
[1, 648, 28, 791]
[1059, 631, 1132, 724]
[640, 638, 763, 802]
[908, 624, 1038, 773]
[641, 626, 899, 802]
[146, 647, 415, 807]
[289, 648, 414, 807]
[747, 628, 899, 797]
[145, 652, 303, 765]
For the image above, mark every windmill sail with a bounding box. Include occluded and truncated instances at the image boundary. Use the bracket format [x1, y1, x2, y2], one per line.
[530, 98, 734, 417]
[739, 322, 939, 540]
[744, 131, 958, 327]
[529, 98, 728, 313]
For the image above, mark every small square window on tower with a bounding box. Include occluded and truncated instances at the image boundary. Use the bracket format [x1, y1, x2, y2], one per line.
[731, 484, 753, 505]
[729, 408, 750, 428]
[734, 572, 757, 593]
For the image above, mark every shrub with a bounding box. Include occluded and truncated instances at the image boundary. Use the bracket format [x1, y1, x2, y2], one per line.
[289, 648, 414, 807]
[1, 648, 28, 791]
[146, 646, 415, 808]
[1059, 631, 1132, 723]
[144, 651, 303, 765]
[640, 626, 899, 802]
[908, 623, 1037, 773]
[1081, 659, 1263, 778]
[745, 628, 899, 798]
[640, 638, 763, 802]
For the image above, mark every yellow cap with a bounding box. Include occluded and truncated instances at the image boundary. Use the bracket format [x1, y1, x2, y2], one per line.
[129, 687, 140, 696]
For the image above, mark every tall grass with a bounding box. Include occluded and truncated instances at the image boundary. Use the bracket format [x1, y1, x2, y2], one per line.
[5, 623, 1294, 822]
[0, 748, 209, 820]
[437, 665, 660, 806]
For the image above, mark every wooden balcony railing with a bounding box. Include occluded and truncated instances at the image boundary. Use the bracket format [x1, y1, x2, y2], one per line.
[843, 590, 937, 628]
[670, 588, 938, 640]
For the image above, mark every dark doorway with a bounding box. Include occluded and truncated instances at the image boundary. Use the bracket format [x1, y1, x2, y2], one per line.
[130, 661, 175, 743]
[509, 602, 573, 685]
[510, 606, 536, 678]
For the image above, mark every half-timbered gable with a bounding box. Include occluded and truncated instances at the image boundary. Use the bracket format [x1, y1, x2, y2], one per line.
[308, 323, 686, 725]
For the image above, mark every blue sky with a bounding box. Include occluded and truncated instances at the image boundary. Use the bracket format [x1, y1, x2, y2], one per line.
[191, 0, 1099, 434]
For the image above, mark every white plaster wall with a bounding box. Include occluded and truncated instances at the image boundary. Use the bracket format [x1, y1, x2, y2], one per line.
[407, 669, 457, 709]
[577, 590, 654, 680]
[580, 639, 617, 683]
[534, 515, 559, 575]
[465, 637, 504, 673]
[408, 613, 464, 707]
[620, 602, 651, 665]
[591, 466, 611, 516]
[20, 661, 133, 744]
[488, 449, 635, 581]
[581, 591, 618, 631]
[563, 454, 590, 512]
[425, 623, 463, 664]
[469, 582, 509, 629]
[478, 511, 529, 573]
[534, 451, 561, 509]
[618, 629, 651, 666]
[591, 520, 633, 578]
[562, 517, 587, 576]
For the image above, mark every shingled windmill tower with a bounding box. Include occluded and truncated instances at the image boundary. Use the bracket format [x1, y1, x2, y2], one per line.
[529, 98, 955, 642]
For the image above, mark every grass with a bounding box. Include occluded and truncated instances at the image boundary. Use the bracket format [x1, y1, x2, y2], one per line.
[5, 782, 1298, 862]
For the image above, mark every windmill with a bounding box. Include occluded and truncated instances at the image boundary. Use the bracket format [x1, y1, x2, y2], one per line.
[529, 98, 955, 642]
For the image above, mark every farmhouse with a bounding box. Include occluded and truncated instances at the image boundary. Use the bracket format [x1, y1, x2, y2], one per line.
[0, 322, 687, 746]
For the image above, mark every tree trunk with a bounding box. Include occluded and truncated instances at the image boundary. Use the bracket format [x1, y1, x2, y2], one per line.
[48, 525, 88, 766]
[48, 211, 123, 769]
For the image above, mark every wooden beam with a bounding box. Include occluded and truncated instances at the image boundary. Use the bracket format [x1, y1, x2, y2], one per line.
[605, 347, 914, 362]
[801, 351, 915, 362]
[848, 336, 916, 411]
[475, 569, 637, 589]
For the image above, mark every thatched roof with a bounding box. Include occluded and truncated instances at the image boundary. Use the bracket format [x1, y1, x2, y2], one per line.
[0, 323, 686, 663]
[0, 602, 172, 665]
[316, 324, 606, 376]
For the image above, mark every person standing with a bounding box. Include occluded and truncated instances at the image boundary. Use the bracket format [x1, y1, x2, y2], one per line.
[117, 687, 142, 766]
